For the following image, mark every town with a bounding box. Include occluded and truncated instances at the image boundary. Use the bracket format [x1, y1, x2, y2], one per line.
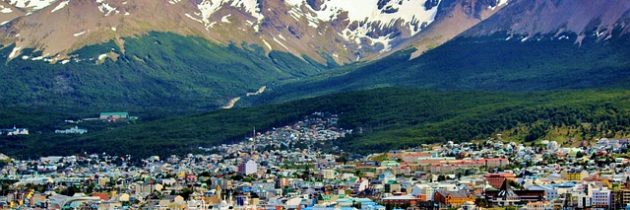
[1, 113, 629, 210]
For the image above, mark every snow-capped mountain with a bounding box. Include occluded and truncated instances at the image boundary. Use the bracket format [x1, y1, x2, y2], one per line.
[6, 0, 58, 11]
[465, 0, 630, 43]
[401, 0, 510, 58]
[0, 0, 629, 65]
[0, 0, 502, 64]
[0, 1, 22, 25]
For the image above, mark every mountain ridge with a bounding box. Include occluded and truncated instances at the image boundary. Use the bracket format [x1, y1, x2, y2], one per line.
[0, 0, 461, 64]
[0, 0, 629, 117]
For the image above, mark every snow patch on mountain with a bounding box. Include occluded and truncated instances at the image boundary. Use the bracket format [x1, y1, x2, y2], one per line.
[262, 39, 272, 50]
[285, 0, 442, 53]
[489, 0, 509, 10]
[0, 4, 12, 13]
[96, 0, 119, 16]
[221, 14, 231, 23]
[8, 46, 22, 60]
[301, 0, 441, 35]
[50, 0, 68, 13]
[168, 0, 182, 5]
[196, 0, 263, 31]
[8, 0, 57, 10]
[73, 30, 86, 37]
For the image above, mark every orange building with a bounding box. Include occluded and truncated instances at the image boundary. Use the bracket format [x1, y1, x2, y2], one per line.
[417, 194, 428, 202]
[433, 190, 475, 207]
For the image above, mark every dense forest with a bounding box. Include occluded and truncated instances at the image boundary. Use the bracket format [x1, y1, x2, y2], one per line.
[254, 32, 630, 104]
[0, 32, 328, 114]
[1, 88, 627, 158]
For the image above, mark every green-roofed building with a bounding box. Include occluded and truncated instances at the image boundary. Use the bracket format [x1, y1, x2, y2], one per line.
[100, 112, 129, 121]
[381, 160, 400, 168]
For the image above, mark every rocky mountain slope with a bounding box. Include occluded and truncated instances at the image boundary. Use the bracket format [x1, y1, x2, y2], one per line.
[464, 0, 630, 41]
[0, 0, 473, 64]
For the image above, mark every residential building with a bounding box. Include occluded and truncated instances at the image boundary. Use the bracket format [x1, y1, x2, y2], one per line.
[55, 126, 88, 135]
[485, 173, 516, 189]
[433, 190, 475, 207]
[239, 160, 258, 176]
[589, 186, 611, 208]
[99, 112, 129, 121]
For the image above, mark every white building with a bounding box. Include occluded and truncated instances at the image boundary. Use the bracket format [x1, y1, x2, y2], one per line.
[55, 126, 88, 134]
[239, 160, 258, 176]
[528, 185, 558, 201]
[353, 179, 369, 193]
[3, 126, 29, 136]
[589, 187, 611, 208]
[574, 192, 591, 208]
[543, 186, 558, 201]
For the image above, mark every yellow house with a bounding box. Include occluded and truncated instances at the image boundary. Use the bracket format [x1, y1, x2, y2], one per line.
[562, 169, 588, 181]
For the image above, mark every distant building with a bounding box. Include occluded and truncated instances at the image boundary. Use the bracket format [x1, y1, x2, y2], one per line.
[379, 170, 396, 184]
[485, 180, 545, 206]
[590, 186, 611, 208]
[381, 195, 422, 206]
[99, 112, 129, 121]
[322, 169, 336, 180]
[523, 201, 554, 210]
[485, 173, 516, 189]
[1, 126, 29, 136]
[380, 160, 400, 168]
[55, 126, 88, 135]
[411, 184, 436, 201]
[433, 190, 475, 208]
[562, 169, 588, 181]
[612, 178, 630, 209]
[238, 160, 258, 176]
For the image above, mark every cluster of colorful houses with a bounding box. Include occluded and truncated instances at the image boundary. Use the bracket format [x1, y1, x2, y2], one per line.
[0, 112, 629, 210]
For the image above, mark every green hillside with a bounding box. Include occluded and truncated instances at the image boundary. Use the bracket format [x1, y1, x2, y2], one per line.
[0, 32, 327, 115]
[254, 33, 630, 104]
[2, 88, 627, 158]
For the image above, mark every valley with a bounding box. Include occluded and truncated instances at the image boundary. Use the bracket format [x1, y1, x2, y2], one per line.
[1, 88, 628, 158]
[0, 0, 629, 209]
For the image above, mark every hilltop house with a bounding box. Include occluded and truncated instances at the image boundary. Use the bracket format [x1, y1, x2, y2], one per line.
[1, 126, 29, 136]
[99, 112, 129, 122]
[55, 126, 88, 135]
